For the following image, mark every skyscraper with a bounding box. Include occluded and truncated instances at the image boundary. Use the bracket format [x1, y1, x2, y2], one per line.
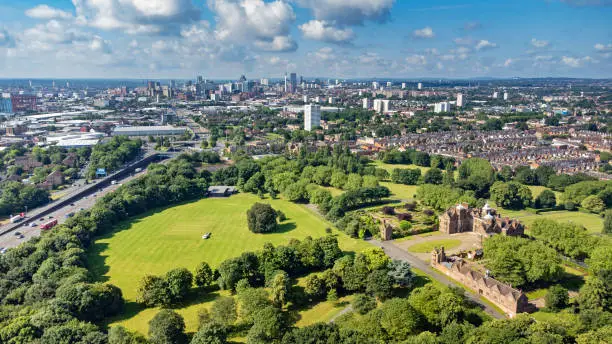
[434, 102, 451, 113]
[504, 92, 509, 101]
[290, 73, 297, 93]
[418, 82, 422, 90]
[304, 104, 321, 131]
[457, 93, 464, 107]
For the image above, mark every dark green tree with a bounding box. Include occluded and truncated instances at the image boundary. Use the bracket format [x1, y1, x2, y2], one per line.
[148, 310, 187, 344]
[247, 203, 278, 233]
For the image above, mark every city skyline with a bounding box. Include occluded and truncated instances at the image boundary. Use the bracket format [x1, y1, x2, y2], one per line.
[0, 0, 610, 79]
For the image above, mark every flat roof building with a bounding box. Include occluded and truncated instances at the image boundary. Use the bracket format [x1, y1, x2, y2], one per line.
[112, 125, 190, 137]
[304, 104, 321, 131]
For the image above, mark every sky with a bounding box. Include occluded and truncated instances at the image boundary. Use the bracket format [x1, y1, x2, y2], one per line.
[0, 0, 610, 79]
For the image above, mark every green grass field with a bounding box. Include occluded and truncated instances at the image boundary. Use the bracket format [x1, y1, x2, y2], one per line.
[371, 160, 431, 174]
[380, 182, 419, 201]
[493, 206, 603, 234]
[407, 239, 462, 253]
[88, 193, 370, 335]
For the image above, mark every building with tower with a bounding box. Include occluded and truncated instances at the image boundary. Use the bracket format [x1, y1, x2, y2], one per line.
[438, 203, 524, 237]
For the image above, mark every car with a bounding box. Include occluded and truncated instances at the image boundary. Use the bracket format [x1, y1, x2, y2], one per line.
[14, 232, 21, 236]
[70, 203, 75, 206]
[79, 208, 84, 211]
[30, 223, 37, 227]
[18, 234, 24, 239]
[48, 216, 53, 219]
[201, 232, 212, 239]
[0, 248, 6, 254]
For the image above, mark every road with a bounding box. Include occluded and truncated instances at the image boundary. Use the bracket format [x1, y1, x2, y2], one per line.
[369, 239, 505, 319]
[0, 171, 145, 251]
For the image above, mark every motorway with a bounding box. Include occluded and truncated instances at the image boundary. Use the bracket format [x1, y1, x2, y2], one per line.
[0, 171, 145, 251]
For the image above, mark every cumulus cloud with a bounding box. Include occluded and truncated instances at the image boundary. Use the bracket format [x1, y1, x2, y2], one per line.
[594, 43, 612, 51]
[475, 39, 498, 50]
[531, 38, 550, 48]
[299, 20, 355, 43]
[22, 20, 90, 51]
[412, 27, 435, 39]
[209, 0, 297, 52]
[405, 54, 427, 65]
[89, 36, 112, 54]
[296, 0, 395, 26]
[503, 58, 514, 67]
[561, 55, 595, 67]
[535, 55, 554, 61]
[26, 5, 73, 20]
[310, 47, 335, 61]
[72, 0, 200, 35]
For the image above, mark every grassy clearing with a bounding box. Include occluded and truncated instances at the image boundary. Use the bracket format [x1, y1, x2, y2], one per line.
[525, 264, 586, 301]
[88, 193, 370, 334]
[493, 205, 604, 234]
[371, 160, 431, 174]
[407, 239, 462, 253]
[526, 185, 562, 200]
[380, 182, 419, 201]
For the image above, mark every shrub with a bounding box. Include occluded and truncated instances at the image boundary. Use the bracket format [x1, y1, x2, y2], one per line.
[564, 201, 577, 211]
[404, 201, 417, 211]
[399, 221, 412, 231]
[276, 210, 287, 222]
[381, 206, 395, 215]
[397, 213, 412, 222]
[422, 209, 434, 216]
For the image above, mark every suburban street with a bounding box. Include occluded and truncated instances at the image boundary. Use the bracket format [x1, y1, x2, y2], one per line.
[369, 239, 505, 319]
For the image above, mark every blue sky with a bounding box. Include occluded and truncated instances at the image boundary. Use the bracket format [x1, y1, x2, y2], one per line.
[0, 0, 610, 79]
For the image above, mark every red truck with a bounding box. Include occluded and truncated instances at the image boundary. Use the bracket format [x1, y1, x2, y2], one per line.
[40, 219, 58, 230]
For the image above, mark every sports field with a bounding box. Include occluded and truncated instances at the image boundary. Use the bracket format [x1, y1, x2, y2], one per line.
[88, 193, 369, 334]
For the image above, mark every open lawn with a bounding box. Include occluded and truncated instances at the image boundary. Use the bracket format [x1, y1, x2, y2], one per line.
[88, 193, 370, 335]
[381, 182, 419, 201]
[371, 160, 431, 174]
[407, 239, 462, 253]
[492, 205, 604, 234]
[526, 185, 562, 200]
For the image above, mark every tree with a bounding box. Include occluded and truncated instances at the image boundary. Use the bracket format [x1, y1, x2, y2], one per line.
[211, 297, 237, 326]
[247, 203, 278, 233]
[353, 293, 377, 315]
[579, 277, 611, 311]
[270, 271, 290, 307]
[490, 181, 533, 210]
[581, 195, 605, 213]
[391, 168, 421, 185]
[423, 168, 443, 185]
[246, 306, 288, 344]
[379, 298, 424, 341]
[366, 270, 394, 300]
[148, 309, 187, 344]
[195, 262, 214, 288]
[545, 285, 569, 311]
[388, 260, 414, 288]
[109, 326, 148, 344]
[191, 323, 228, 344]
[604, 210, 612, 234]
[362, 175, 379, 188]
[304, 275, 326, 299]
[345, 174, 363, 191]
[535, 189, 557, 209]
[136, 275, 171, 307]
[237, 287, 272, 324]
[165, 268, 193, 303]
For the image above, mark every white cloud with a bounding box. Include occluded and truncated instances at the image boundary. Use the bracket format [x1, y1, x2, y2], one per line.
[89, 36, 112, 54]
[297, 0, 395, 26]
[561, 55, 595, 67]
[475, 39, 497, 50]
[22, 20, 90, 51]
[405, 54, 427, 65]
[26, 5, 73, 20]
[594, 43, 612, 52]
[310, 47, 335, 61]
[530, 38, 550, 48]
[412, 27, 435, 39]
[299, 20, 354, 43]
[253, 36, 297, 52]
[209, 0, 297, 52]
[503, 58, 514, 67]
[72, 0, 200, 35]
